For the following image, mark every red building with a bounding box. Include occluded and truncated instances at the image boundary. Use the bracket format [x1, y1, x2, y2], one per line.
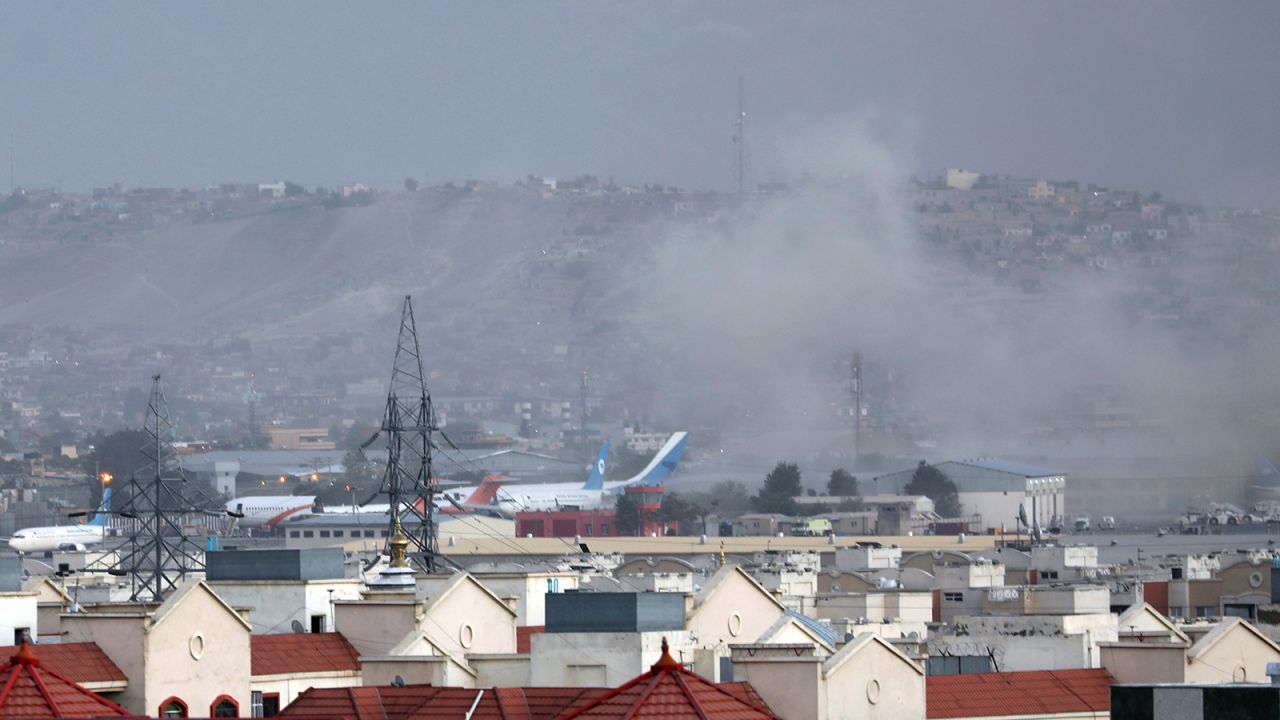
[515, 486, 673, 538]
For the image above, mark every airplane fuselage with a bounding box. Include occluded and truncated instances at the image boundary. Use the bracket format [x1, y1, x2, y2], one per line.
[8, 524, 106, 553]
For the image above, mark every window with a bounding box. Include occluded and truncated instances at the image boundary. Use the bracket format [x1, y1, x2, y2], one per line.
[585, 523, 593, 536]
[13, 628, 29, 645]
[289, 530, 300, 538]
[310, 614, 326, 633]
[261, 693, 280, 718]
[319, 530, 330, 538]
[381, 530, 390, 537]
[1168, 607, 1183, 618]
[333, 530, 344, 538]
[1040, 570, 1059, 580]
[1172, 567, 1183, 580]
[211, 696, 239, 717]
[943, 592, 964, 603]
[159, 697, 188, 717]
[601, 523, 610, 536]
[251, 691, 264, 718]
[302, 531, 314, 538]
[1195, 606, 1216, 618]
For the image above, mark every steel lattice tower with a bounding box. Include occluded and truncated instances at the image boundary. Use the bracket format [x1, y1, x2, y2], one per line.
[379, 296, 440, 572]
[112, 375, 221, 602]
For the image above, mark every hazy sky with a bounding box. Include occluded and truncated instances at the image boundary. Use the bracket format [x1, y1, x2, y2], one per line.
[2, 2, 1278, 206]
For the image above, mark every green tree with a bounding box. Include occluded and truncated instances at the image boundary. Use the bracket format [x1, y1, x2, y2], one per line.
[904, 461, 962, 517]
[614, 493, 642, 536]
[752, 462, 801, 514]
[827, 468, 859, 497]
[656, 492, 703, 535]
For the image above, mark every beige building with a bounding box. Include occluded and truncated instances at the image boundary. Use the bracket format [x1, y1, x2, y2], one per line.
[1102, 604, 1280, 684]
[61, 580, 253, 717]
[686, 565, 788, 679]
[732, 635, 925, 720]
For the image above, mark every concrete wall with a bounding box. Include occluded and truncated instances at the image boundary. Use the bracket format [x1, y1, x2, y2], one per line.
[1186, 625, 1280, 683]
[732, 654, 822, 720]
[0, 592, 37, 644]
[470, 654, 532, 687]
[473, 572, 579, 626]
[250, 671, 360, 710]
[1101, 643, 1187, 683]
[335, 601, 418, 656]
[62, 615, 147, 712]
[208, 579, 361, 634]
[530, 630, 691, 687]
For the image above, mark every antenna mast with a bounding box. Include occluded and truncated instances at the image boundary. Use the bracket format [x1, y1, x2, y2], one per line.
[112, 375, 223, 602]
[579, 369, 589, 438]
[733, 76, 747, 194]
[379, 296, 440, 572]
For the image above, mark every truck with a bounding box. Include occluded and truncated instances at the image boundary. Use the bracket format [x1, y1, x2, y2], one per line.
[1074, 516, 1091, 532]
[790, 518, 834, 537]
[1098, 516, 1116, 530]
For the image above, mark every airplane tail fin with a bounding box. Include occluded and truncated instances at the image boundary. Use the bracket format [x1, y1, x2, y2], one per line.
[625, 432, 689, 488]
[582, 441, 609, 491]
[467, 475, 506, 505]
[89, 488, 112, 528]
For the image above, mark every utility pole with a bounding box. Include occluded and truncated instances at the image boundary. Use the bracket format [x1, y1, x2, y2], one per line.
[579, 369, 589, 439]
[851, 350, 863, 468]
[378, 296, 440, 572]
[733, 76, 747, 194]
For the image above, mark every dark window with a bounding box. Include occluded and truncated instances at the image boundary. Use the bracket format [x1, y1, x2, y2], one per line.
[319, 530, 330, 538]
[13, 628, 29, 645]
[289, 530, 300, 538]
[333, 530, 344, 538]
[310, 614, 326, 633]
[364, 530, 375, 538]
[381, 530, 389, 537]
[261, 693, 280, 718]
[943, 592, 964, 603]
[160, 698, 188, 718]
[303, 531, 314, 538]
[1172, 567, 1184, 579]
[212, 697, 238, 717]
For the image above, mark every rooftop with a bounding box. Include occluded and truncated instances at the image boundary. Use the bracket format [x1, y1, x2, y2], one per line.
[251, 632, 362, 676]
[926, 669, 1112, 719]
[0, 643, 130, 718]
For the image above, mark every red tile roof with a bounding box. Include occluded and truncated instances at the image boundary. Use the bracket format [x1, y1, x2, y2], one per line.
[278, 685, 607, 720]
[0, 642, 127, 685]
[0, 642, 130, 717]
[251, 633, 362, 676]
[277, 650, 777, 720]
[926, 669, 1113, 719]
[557, 640, 780, 720]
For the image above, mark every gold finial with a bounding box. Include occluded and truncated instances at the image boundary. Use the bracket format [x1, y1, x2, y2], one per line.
[389, 516, 410, 568]
[719, 540, 726, 568]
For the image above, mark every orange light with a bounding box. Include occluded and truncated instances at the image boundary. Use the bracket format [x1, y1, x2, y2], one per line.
[279, 475, 287, 484]
[310, 473, 318, 482]
[99, 472, 113, 485]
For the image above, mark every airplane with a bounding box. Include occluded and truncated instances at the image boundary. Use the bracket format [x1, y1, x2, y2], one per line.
[321, 475, 507, 517]
[224, 495, 318, 529]
[487, 432, 688, 516]
[7, 489, 113, 554]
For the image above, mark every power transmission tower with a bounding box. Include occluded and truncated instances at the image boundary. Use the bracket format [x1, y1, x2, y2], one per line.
[378, 296, 440, 572]
[111, 375, 224, 602]
[732, 77, 747, 194]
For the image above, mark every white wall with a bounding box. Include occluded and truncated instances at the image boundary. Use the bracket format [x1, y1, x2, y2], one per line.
[0, 593, 38, 644]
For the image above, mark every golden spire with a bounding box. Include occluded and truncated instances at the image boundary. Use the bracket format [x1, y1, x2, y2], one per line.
[389, 516, 410, 569]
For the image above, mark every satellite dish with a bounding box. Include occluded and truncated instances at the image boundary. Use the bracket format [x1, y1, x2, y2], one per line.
[392, 675, 406, 688]
[291, 620, 306, 633]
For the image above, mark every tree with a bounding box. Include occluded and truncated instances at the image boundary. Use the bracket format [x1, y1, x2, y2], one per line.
[614, 493, 642, 536]
[404, 177, 420, 192]
[656, 492, 703, 535]
[828, 468, 858, 497]
[752, 461, 801, 515]
[904, 461, 962, 517]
